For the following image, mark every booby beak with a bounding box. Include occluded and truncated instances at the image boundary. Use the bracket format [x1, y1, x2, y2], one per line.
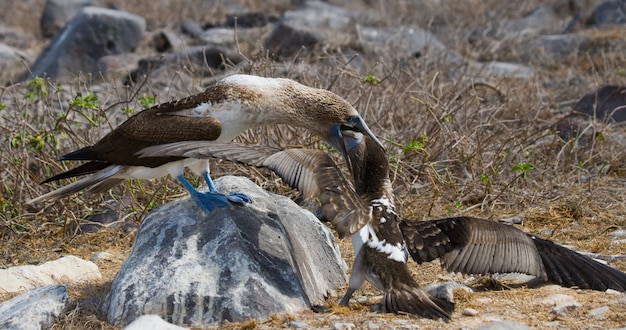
[328, 115, 381, 167]
[347, 115, 384, 149]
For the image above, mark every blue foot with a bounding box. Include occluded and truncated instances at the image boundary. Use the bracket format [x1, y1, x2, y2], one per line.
[176, 174, 252, 211]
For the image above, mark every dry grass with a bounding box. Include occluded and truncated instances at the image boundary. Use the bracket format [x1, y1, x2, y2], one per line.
[1, 0, 626, 328]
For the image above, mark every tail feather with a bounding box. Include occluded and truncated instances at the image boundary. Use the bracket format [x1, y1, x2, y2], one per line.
[41, 161, 110, 183]
[384, 284, 453, 321]
[28, 165, 122, 204]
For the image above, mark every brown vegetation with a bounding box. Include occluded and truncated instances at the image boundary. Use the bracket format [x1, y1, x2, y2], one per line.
[1, 0, 625, 328]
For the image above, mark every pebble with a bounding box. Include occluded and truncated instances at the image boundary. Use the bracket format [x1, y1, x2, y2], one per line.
[288, 321, 308, 329]
[89, 251, 114, 262]
[608, 229, 626, 238]
[540, 294, 575, 306]
[462, 307, 480, 316]
[498, 216, 522, 224]
[543, 321, 561, 327]
[587, 306, 609, 317]
[332, 322, 356, 330]
[477, 321, 529, 330]
[123, 314, 188, 330]
[551, 300, 582, 316]
[366, 321, 381, 329]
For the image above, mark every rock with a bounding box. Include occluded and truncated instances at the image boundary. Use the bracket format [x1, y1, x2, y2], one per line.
[0, 285, 68, 330]
[357, 25, 456, 62]
[573, 85, 626, 122]
[590, 0, 626, 27]
[424, 281, 473, 302]
[551, 300, 582, 316]
[130, 46, 244, 84]
[498, 216, 522, 224]
[609, 230, 626, 238]
[588, 305, 609, 316]
[462, 307, 480, 316]
[263, 1, 354, 59]
[103, 176, 346, 327]
[467, 61, 535, 78]
[94, 53, 142, 81]
[123, 314, 188, 330]
[225, 12, 278, 28]
[492, 273, 538, 285]
[288, 321, 308, 329]
[477, 320, 529, 330]
[332, 322, 356, 330]
[0, 255, 101, 294]
[40, 0, 101, 38]
[0, 42, 29, 82]
[28, 7, 145, 81]
[541, 293, 576, 306]
[89, 251, 114, 262]
[0, 43, 28, 63]
[520, 33, 590, 67]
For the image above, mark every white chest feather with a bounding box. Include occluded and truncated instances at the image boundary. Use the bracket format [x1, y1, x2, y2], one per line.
[354, 224, 407, 263]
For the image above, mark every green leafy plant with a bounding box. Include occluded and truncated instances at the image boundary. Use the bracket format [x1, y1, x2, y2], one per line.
[69, 92, 99, 110]
[138, 95, 155, 109]
[24, 77, 48, 102]
[511, 162, 534, 179]
[402, 133, 428, 154]
[363, 74, 379, 85]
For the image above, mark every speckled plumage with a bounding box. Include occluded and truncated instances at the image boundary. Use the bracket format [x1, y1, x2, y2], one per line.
[29, 75, 375, 205]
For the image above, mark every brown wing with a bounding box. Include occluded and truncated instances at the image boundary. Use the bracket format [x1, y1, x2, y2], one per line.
[402, 216, 626, 291]
[401, 217, 546, 278]
[531, 235, 626, 291]
[139, 141, 373, 238]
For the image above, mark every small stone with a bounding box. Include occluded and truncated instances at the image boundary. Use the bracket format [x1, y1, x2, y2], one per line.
[366, 321, 381, 329]
[0, 255, 101, 294]
[587, 306, 609, 316]
[462, 307, 480, 316]
[123, 314, 188, 330]
[543, 321, 561, 327]
[424, 281, 473, 302]
[477, 321, 529, 330]
[541, 294, 575, 306]
[551, 300, 582, 316]
[498, 216, 522, 224]
[606, 289, 622, 295]
[90, 251, 114, 262]
[332, 322, 355, 330]
[609, 230, 626, 238]
[289, 321, 308, 329]
[0, 285, 68, 330]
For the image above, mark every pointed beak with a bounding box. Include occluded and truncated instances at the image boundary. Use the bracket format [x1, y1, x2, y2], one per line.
[349, 115, 384, 149]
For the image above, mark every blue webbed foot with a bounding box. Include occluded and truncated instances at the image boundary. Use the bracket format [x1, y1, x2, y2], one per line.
[225, 192, 252, 204]
[176, 174, 252, 211]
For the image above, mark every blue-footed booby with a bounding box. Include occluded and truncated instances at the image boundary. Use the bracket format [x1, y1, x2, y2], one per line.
[29, 74, 382, 211]
[140, 130, 626, 318]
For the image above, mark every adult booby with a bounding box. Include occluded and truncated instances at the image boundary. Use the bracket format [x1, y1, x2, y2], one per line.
[29, 74, 382, 211]
[140, 131, 626, 318]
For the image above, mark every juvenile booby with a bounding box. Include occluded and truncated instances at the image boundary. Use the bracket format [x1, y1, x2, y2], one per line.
[140, 131, 626, 318]
[29, 74, 382, 211]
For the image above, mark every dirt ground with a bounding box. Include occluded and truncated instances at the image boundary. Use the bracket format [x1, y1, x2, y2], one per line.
[1, 0, 626, 329]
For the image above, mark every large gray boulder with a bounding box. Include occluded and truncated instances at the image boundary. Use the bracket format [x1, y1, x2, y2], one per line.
[39, 0, 101, 38]
[27, 7, 145, 81]
[0, 285, 68, 330]
[104, 176, 346, 327]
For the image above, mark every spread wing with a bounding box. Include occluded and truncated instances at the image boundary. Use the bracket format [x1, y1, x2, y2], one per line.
[401, 217, 545, 277]
[139, 141, 373, 238]
[401, 216, 626, 291]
